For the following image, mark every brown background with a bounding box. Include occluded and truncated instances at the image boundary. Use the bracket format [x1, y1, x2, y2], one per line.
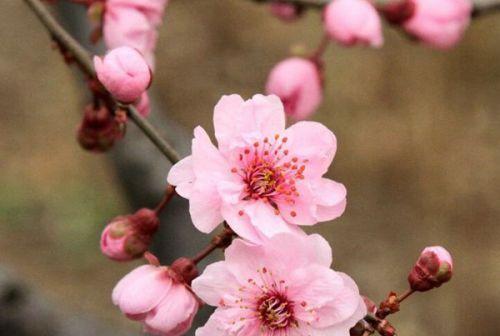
[1, 0, 499, 335]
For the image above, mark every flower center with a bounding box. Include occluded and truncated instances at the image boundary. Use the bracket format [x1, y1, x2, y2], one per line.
[232, 134, 307, 210]
[257, 292, 296, 331]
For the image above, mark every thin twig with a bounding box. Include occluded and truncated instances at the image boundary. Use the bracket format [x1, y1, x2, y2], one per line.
[23, 0, 181, 163]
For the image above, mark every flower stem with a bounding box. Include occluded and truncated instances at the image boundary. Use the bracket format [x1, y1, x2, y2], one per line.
[192, 226, 236, 264]
[154, 185, 176, 214]
[396, 288, 415, 303]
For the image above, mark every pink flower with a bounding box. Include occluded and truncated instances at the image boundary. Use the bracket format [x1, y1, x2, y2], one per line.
[408, 246, 453, 292]
[167, 94, 347, 243]
[265, 57, 323, 120]
[94, 46, 151, 103]
[269, 3, 302, 22]
[113, 263, 199, 336]
[402, 0, 472, 49]
[103, 0, 169, 68]
[323, 0, 383, 47]
[192, 233, 366, 335]
[100, 208, 159, 261]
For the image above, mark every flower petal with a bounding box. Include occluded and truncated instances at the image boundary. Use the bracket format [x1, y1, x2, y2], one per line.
[285, 121, 337, 179]
[189, 180, 224, 233]
[192, 261, 239, 306]
[115, 267, 172, 315]
[311, 178, 347, 221]
[167, 156, 195, 198]
[144, 284, 198, 334]
[213, 94, 286, 153]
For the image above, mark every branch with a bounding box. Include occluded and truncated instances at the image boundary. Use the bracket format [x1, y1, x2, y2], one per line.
[251, 0, 500, 17]
[23, 0, 181, 164]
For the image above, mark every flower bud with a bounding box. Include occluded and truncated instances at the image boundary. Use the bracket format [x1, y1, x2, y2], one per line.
[269, 3, 303, 22]
[323, 0, 383, 48]
[100, 208, 159, 261]
[112, 263, 199, 336]
[408, 246, 453, 292]
[265, 57, 323, 120]
[402, 0, 472, 49]
[94, 46, 152, 103]
[77, 104, 125, 152]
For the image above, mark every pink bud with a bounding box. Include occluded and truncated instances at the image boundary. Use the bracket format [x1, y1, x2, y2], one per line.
[100, 208, 159, 261]
[77, 104, 125, 152]
[112, 264, 199, 336]
[269, 3, 302, 22]
[408, 246, 453, 292]
[323, 0, 383, 47]
[402, 0, 472, 49]
[94, 46, 152, 103]
[265, 57, 323, 120]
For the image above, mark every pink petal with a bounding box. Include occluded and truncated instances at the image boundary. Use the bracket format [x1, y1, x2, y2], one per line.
[167, 156, 195, 198]
[224, 238, 267, 284]
[220, 203, 265, 244]
[116, 267, 172, 315]
[285, 121, 337, 179]
[112, 265, 157, 305]
[189, 180, 223, 233]
[245, 201, 298, 237]
[192, 126, 229, 180]
[277, 180, 317, 225]
[191, 261, 238, 306]
[288, 265, 344, 316]
[144, 284, 198, 334]
[311, 178, 347, 221]
[310, 272, 364, 328]
[213, 94, 286, 153]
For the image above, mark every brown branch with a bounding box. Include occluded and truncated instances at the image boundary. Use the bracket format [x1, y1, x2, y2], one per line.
[23, 0, 181, 163]
[251, 0, 500, 18]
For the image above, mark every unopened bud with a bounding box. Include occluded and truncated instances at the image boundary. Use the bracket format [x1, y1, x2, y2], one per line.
[408, 246, 453, 292]
[77, 104, 125, 152]
[100, 208, 159, 261]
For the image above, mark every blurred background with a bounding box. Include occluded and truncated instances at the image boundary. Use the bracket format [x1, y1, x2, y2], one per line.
[1, 0, 499, 335]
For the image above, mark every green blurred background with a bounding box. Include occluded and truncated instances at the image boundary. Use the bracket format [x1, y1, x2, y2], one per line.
[1, 0, 499, 335]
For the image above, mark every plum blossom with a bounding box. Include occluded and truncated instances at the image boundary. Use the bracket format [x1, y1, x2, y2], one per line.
[192, 233, 366, 336]
[402, 0, 472, 49]
[265, 57, 323, 120]
[167, 94, 347, 243]
[113, 263, 199, 336]
[104, 0, 169, 68]
[323, 0, 383, 47]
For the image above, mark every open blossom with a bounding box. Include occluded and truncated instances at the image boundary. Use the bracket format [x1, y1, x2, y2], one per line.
[402, 0, 472, 49]
[113, 263, 199, 336]
[167, 94, 346, 243]
[192, 233, 366, 335]
[94, 46, 151, 103]
[265, 57, 323, 120]
[323, 0, 383, 47]
[104, 0, 169, 68]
